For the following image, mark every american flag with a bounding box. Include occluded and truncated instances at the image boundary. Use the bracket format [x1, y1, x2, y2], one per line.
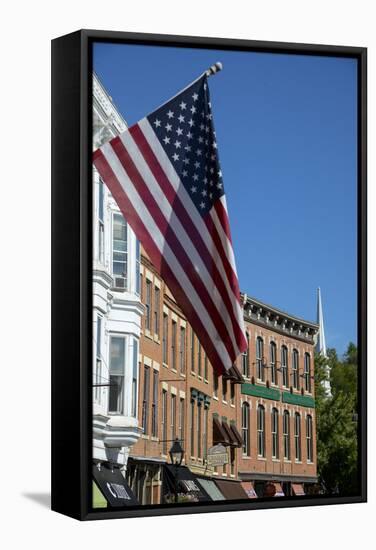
[93, 71, 247, 374]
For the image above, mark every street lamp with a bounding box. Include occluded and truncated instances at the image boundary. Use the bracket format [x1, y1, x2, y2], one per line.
[169, 439, 184, 503]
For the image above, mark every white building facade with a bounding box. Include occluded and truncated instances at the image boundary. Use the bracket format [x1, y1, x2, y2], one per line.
[92, 73, 143, 469]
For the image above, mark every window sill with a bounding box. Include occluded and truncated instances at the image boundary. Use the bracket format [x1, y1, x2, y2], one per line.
[154, 335, 160, 344]
[163, 362, 168, 368]
[151, 436, 159, 442]
[171, 368, 177, 374]
[222, 400, 228, 405]
[242, 455, 251, 460]
[272, 458, 280, 462]
[191, 371, 196, 377]
[257, 456, 267, 461]
[197, 375, 203, 381]
[204, 378, 209, 384]
[212, 395, 219, 401]
[230, 403, 235, 408]
[141, 435, 150, 440]
[295, 460, 303, 464]
[283, 459, 292, 463]
[144, 330, 153, 341]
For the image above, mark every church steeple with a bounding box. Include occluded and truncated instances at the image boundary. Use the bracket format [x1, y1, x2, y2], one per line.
[316, 287, 331, 396]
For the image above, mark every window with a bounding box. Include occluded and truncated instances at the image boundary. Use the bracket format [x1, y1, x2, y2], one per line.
[271, 408, 279, 459]
[131, 339, 139, 417]
[154, 287, 160, 336]
[180, 327, 186, 375]
[222, 377, 228, 402]
[109, 337, 125, 414]
[95, 316, 102, 402]
[213, 371, 219, 398]
[171, 321, 177, 370]
[281, 346, 288, 387]
[203, 407, 208, 458]
[161, 390, 167, 454]
[242, 402, 250, 456]
[292, 349, 299, 390]
[270, 342, 277, 385]
[256, 337, 264, 381]
[98, 178, 104, 264]
[257, 405, 265, 457]
[230, 382, 235, 405]
[190, 329, 195, 372]
[142, 366, 150, 434]
[190, 400, 195, 456]
[304, 353, 311, 392]
[230, 447, 235, 476]
[112, 213, 127, 289]
[179, 398, 185, 445]
[151, 370, 158, 437]
[145, 280, 152, 331]
[283, 411, 290, 460]
[162, 313, 168, 364]
[204, 352, 208, 380]
[135, 239, 141, 295]
[242, 333, 249, 377]
[171, 394, 176, 440]
[306, 415, 313, 462]
[197, 340, 202, 377]
[197, 404, 202, 458]
[295, 413, 302, 461]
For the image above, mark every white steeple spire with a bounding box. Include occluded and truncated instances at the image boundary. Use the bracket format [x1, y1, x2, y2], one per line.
[316, 287, 331, 396]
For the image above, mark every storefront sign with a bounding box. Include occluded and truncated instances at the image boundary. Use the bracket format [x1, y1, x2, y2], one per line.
[206, 444, 228, 466]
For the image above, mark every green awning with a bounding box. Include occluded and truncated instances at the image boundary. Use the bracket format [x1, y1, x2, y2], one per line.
[92, 481, 107, 509]
[196, 478, 225, 501]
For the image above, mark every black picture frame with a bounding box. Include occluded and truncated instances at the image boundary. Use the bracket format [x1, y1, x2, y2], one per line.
[51, 29, 367, 521]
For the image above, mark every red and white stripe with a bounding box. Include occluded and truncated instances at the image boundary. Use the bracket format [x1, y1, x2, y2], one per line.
[93, 118, 247, 374]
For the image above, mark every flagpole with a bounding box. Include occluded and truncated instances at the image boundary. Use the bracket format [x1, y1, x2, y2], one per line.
[205, 62, 223, 77]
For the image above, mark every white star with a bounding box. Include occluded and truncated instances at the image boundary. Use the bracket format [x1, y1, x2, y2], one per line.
[200, 201, 205, 209]
[210, 167, 214, 174]
[163, 136, 170, 144]
[172, 153, 179, 161]
[174, 140, 181, 149]
[205, 126, 210, 133]
[201, 110, 205, 118]
[200, 123, 205, 131]
[194, 161, 200, 169]
[213, 141, 217, 149]
[183, 158, 190, 165]
[206, 113, 213, 120]
[154, 118, 161, 128]
[192, 92, 199, 102]
[167, 110, 174, 119]
[193, 173, 199, 181]
[198, 136, 204, 144]
[179, 101, 187, 110]
[190, 105, 197, 114]
[196, 149, 202, 156]
[165, 123, 172, 132]
[178, 114, 185, 123]
[218, 170, 222, 177]
[184, 145, 192, 152]
[204, 83, 207, 90]
[216, 182, 223, 189]
[211, 153, 216, 161]
[187, 131, 193, 140]
[202, 189, 207, 197]
[176, 127, 183, 136]
[209, 180, 213, 186]
[188, 119, 195, 127]
[191, 186, 197, 193]
[209, 192, 213, 199]
[203, 177, 208, 184]
[182, 170, 188, 177]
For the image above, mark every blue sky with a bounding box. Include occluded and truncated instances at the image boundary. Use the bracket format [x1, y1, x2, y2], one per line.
[93, 43, 358, 356]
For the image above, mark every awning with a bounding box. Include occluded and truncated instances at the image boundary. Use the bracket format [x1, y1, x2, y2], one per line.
[230, 423, 243, 447]
[292, 483, 305, 496]
[213, 415, 231, 446]
[214, 479, 249, 500]
[223, 364, 244, 384]
[222, 419, 239, 447]
[274, 482, 285, 497]
[163, 465, 212, 502]
[241, 481, 257, 499]
[92, 463, 138, 507]
[196, 478, 226, 501]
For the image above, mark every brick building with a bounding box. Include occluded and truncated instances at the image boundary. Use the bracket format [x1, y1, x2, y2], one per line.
[127, 251, 319, 503]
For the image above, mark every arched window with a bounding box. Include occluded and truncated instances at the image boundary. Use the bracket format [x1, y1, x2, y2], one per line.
[242, 332, 249, 378]
[306, 415, 313, 462]
[292, 349, 299, 390]
[257, 405, 265, 457]
[281, 345, 288, 387]
[283, 410, 290, 460]
[270, 342, 277, 385]
[304, 353, 311, 392]
[242, 402, 250, 456]
[294, 412, 301, 461]
[271, 408, 279, 459]
[256, 337, 264, 381]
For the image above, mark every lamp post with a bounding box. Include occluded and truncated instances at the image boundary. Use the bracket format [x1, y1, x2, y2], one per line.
[169, 438, 184, 503]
